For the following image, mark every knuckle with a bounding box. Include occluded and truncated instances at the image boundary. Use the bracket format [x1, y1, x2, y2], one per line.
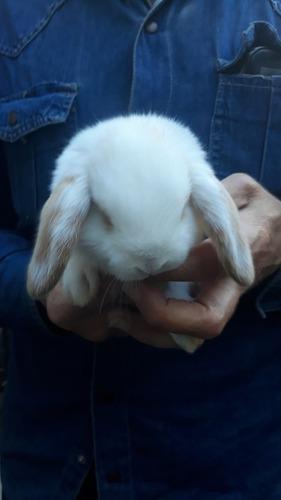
[145, 305, 166, 328]
[228, 172, 254, 186]
[235, 173, 254, 183]
[226, 173, 260, 197]
[204, 310, 224, 338]
[234, 173, 260, 196]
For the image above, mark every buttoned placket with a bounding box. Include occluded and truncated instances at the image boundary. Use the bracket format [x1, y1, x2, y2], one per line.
[91, 340, 135, 500]
[129, 0, 171, 114]
[91, 3, 171, 495]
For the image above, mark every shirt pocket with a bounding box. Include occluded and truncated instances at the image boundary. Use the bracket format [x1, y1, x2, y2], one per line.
[0, 82, 78, 235]
[209, 21, 281, 199]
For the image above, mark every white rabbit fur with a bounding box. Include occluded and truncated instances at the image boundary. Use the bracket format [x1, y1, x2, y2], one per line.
[27, 114, 254, 353]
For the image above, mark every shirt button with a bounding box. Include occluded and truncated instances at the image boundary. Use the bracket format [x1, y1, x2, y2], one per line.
[106, 471, 122, 483]
[77, 455, 87, 465]
[145, 21, 158, 33]
[8, 111, 18, 126]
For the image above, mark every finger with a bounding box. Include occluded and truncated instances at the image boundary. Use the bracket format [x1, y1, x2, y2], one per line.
[126, 278, 242, 339]
[108, 310, 177, 348]
[65, 310, 110, 342]
[221, 174, 260, 209]
[149, 240, 222, 283]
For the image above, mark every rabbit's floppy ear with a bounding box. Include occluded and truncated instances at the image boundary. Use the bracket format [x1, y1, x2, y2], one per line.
[190, 165, 255, 287]
[27, 175, 91, 298]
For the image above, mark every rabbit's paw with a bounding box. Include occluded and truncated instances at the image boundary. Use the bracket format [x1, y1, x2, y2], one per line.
[62, 254, 99, 307]
[170, 333, 204, 354]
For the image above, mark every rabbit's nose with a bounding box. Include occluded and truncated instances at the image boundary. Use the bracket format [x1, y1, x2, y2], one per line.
[137, 256, 162, 275]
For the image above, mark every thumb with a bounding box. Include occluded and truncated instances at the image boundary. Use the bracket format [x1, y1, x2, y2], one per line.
[152, 240, 222, 282]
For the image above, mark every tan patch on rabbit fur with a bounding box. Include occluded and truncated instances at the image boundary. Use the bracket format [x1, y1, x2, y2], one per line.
[27, 176, 81, 297]
[34, 177, 76, 263]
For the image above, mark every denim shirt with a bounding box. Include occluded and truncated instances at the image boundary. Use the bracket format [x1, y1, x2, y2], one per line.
[1, 1, 281, 499]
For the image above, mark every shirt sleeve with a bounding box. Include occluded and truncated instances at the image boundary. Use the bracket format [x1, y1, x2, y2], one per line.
[0, 144, 47, 331]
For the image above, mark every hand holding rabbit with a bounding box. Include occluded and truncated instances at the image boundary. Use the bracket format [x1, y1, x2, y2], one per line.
[121, 174, 281, 348]
[27, 115, 255, 351]
[42, 279, 127, 343]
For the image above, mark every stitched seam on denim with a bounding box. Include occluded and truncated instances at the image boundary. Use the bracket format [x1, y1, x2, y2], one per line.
[0, 0, 69, 57]
[0, 93, 77, 142]
[208, 78, 224, 174]
[0, 247, 30, 264]
[90, 347, 101, 500]
[220, 80, 279, 89]
[124, 346, 135, 500]
[31, 131, 38, 214]
[128, 18, 148, 111]
[0, 116, 67, 142]
[0, 82, 78, 103]
[258, 81, 273, 182]
[165, 29, 173, 114]
[52, 347, 96, 498]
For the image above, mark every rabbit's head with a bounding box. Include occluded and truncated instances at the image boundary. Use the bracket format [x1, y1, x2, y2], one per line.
[27, 115, 254, 298]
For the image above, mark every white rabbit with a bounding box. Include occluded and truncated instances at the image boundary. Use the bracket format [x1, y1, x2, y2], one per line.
[27, 114, 254, 353]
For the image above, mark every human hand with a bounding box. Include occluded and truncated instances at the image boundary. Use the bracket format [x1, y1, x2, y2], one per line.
[42, 279, 128, 342]
[110, 174, 281, 347]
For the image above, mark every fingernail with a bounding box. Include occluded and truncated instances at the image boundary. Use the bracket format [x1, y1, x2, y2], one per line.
[107, 312, 131, 333]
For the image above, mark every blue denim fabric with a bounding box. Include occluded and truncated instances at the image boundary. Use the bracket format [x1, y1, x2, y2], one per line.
[0, 1, 281, 498]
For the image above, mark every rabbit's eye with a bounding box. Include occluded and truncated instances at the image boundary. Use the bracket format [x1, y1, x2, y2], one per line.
[181, 203, 189, 220]
[101, 210, 114, 230]
[93, 201, 114, 230]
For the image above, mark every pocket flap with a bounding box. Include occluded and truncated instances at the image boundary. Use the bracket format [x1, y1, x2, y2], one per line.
[218, 21, 281, 73]
[0, 0, 68, 57]
[0, 82, 77, 143]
